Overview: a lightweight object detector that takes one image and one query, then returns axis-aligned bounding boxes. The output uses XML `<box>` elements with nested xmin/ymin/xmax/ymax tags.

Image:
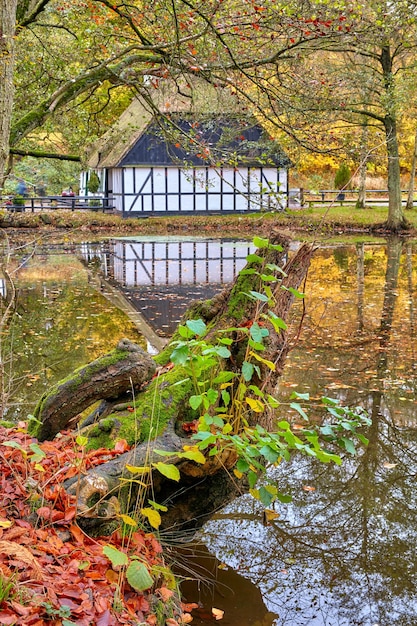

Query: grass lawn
<box><xmin>2</xmin><ymin>204</ymin><xmax>417</xmax><ymax>240</ymax></box>
<box><xmin>285</xmin><ymin>203</ymin><xmax>417</xmax><ymax>230</ymax></box>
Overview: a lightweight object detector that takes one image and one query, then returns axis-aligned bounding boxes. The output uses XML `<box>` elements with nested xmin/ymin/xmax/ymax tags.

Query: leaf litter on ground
<box><xmin>0</xmin><ymin>423</ymin><xmax>193</xmax><ymax>625</ymax></box>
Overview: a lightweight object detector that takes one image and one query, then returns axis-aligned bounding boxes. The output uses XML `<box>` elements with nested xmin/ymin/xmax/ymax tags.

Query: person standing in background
<box><xmin>36</xmin><ymin>181</ymin><xmax>46</xmax><ymax>207</ymax></box>
<box><xmin>16</xmin><ymin>178</ymin><xmax>28</xmax><ymax>197</ymax></box>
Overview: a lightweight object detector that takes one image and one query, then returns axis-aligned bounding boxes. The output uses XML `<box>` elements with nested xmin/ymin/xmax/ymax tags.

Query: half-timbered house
<box><xmin>82</xmin><ymin>81</ymin><xmax>291</xmax><ymax>216</ymax></box>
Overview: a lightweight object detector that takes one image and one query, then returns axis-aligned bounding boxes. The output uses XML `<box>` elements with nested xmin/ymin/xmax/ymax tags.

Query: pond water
<box><xmin>2</xmin><ymin>235</ymin><xmax>417</xmax><ymax>625</ymax></box>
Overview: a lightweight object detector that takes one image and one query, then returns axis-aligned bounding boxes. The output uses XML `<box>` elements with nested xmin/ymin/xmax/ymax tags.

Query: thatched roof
<box><xmin>86</xmin><ymin>79</ymin><xmax>244</xmax><ymax>169</ymax></box>
<box><xmin>86</xmin><ymin>78</ymin><xmax>291</xmax><ymax>169</ymax></box>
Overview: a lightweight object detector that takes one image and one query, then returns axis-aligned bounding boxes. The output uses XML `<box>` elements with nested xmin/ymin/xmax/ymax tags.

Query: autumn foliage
<box><xmin>0</xmin><ymin>423</ymin><xmax>192</xmax><ymax>625</ymax></box>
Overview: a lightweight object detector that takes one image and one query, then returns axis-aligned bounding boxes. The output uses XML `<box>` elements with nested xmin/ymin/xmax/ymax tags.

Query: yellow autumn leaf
<box><xmin>0</xmin><ymin>520</ymin><xmax>12</xmax><ymax>528</ymax></box>
<box><xmin>179</xmin><ymin>446</ymin><xmax>206</xmax><ymax>464</ymax></box>
<box><xmin>245</xmin><ymin>397</ymin><xmax>264</xmax><ymax>413</ymax></box>
<box><xmin>119</xmin><ymin>514</ymin><xmax>138</xmax><ymax>527</ymax></box>
<box><xmin>248</xmin><ymin>351</ymin><xmax>276</xmax><ymax>371</ymax></box>
<box><xmin>125</xmin><ymin>465</ymin><xmax>151</xmax><ymax>475</ymax></box>
<box><xmin>141</xmin><ymin>507</ymin><xmax>162</xmax><ymax>529</ymax></box>
<box><xmin>264</xmin><ymin>509</ymin><xmax>280</xmax><ymax>522</ymax></box>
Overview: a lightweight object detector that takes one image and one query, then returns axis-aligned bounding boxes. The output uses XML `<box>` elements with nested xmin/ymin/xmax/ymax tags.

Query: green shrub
<box><xmin>334</xmin><ymin>163</ymin><xmax>351</xmax><ymax>190</ymax></box>
<box><xmin>87</xmin><ymin>171</ymin><xmax>101</xmax><ymax>194</ymax></box>
<box><xmin>13</xmin><ymin>195</ymin><xmax>25</xmax><ymax>206</ymax></box>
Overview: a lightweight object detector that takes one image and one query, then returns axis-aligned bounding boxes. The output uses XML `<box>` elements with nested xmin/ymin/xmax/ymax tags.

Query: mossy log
<box><xmin>33</xmin><ymin>233</ymin><xmax>314</xmax><ymax>527</ymax></box>
<box><xmin>30</xmin><ymin>339</ymin><xmax>156</xmax><ymax>441</ymax></box>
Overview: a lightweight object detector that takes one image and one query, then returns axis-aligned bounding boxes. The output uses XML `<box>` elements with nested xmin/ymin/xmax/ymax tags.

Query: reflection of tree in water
<box><xmin>4</xmin><ymin>275</ymin><xmax>142</xmax><ymax>419</ymax></box>
<box><xmin>201</xmin><ymin>239</ymin><xmax>417</xmax><ymax>625</ymax></box>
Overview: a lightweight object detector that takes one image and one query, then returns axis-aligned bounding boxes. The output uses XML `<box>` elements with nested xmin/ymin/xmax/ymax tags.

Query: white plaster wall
<box><xmin>110</xmin><ymin>165</ymin><xmax>286</xmax><ymax>213</ymax></box>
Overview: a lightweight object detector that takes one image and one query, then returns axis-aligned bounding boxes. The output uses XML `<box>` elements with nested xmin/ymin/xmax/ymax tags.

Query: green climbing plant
<box><xmin>165</xmin><ymin>236</ymin><xmax>370</xmax><ymax>507</ymax></box>
<box><xmin>120</xmin><ymin>237</ymin><xmax>370</xmax><ymax>525</ymax></box>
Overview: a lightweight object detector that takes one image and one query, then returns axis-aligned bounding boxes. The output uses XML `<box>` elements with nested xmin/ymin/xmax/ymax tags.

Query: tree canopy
<box><xmin>2</xmin><ymin>0</ymin><xmax>417</xmax><ymax>228</ymax></box>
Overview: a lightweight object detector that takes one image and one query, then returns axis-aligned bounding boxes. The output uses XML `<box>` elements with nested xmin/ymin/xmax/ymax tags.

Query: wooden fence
<box><xmin>0</xmin><ymin>195</ymin><xmax>114</xmax><ymax>213</ymax></box>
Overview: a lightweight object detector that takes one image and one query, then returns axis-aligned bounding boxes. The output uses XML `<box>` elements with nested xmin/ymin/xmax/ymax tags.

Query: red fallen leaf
<box><xmin>9</xmin><ymin>601</ymin><xmax>32</xmax><ymax>616</ymax></box>
<box><xmin>57</xmin><ymin>597</ymin><xmax>82</xmax><ymax>611</ymax></box>
<box><xmin>181</xmin><ymin>602</ymin><xmax>199</xmax><ymax>612</ymax></box>
<box><xmin>157</xmin><ymin>586</ymin><xmax>174</xmax><ymax>602</ymax></box>
<box><xmin>0</xmin><ymin>611</ymin><xmax>19</xmax><ymax>624</ymax></box>
<box><xmin>69</xmin><ymin>523</ymin><xmax>87</xmax><ymax>545</ymax></box>
<box><xmin>15</xmin><ymin>519</ymin><xmax>31</xmax><ymax>529</ymax></box>
<box><xmin>36</xmin><ymin>506</ymin><xmax>53</xmax><ymax>519</ymax></box>
<box><xmin>114</xmin><ymin>439</ymin><xmax>130</xmax><ymax>453</ymax></box>
<box><xmin>96</xmin><ymin>609</ymin><xmax>117</xmax><ymax>625</ymax></box>
<box><xmin>125</xmin><ymin>594</ymin><xmax>149</xmax><ymax>613</ymax></box>
<box><xmin>182</xmin><ymin>420</ymin><xmax>199</xmax><ymax>433</ymax></box>
<box><xmin>191</xmin><ymin>607</ymin><xmax>215</xmax><ymax>620</ymax></box>
<box><xmin>64</xmin><ymin>506</ymin><xmax>77</xmax><ymax>521</ymax></box>
<box><xmin>95</xmin><ymin>596</ymin><xmax>111</xmax><ymax>612</ymax></box>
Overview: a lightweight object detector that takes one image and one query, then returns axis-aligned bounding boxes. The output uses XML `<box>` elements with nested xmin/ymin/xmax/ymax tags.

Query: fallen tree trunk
<box><xmin>31</xmin><ymin>233</ymin><xmax>314</xmax><ymax>529</ymax></box>
<box><xmin>31</xmin><ymin>339</ymin><xmax>156</xmax><ymax>441</ymax></box>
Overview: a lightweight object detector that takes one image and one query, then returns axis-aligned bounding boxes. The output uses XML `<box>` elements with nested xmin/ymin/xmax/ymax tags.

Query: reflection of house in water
<box><xmin>83</xmin><ymin>238</ymin><xmax>256</xmax><ymax>335</ymax></box>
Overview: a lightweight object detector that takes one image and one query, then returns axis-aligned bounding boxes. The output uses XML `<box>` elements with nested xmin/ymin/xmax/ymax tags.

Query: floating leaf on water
<box><xmin>212</xmin><ymin>607</ymin><xmax>224</xmax><ymax>620</ymax></box>
<box><xmin>264</xmin><ymin>509</ymin><xmax>280</xmax><ymax>522</ymax></box>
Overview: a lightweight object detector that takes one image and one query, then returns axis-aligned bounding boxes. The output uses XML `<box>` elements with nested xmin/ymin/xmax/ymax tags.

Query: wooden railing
<box><xmin>292</xmin><ymin>189</ymin><xmax>412</xmax><ymax>207</ymax></box>
<box><xmin>0</xmin><ymin>195</ymin><xmax>115</xmax><ymax>213</ymax></box>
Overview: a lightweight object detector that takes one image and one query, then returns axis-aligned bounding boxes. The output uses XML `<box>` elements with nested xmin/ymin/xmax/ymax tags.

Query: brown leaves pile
<box><xmin>0</xmin><ymin>423</ymin><xmax>192</xmax><ymax>626</ymax></box>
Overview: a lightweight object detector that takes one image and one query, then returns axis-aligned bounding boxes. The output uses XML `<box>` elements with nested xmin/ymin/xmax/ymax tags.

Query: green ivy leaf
<box><xmin>189</xmin><ymin>395</ymin><xmax>203</xmax><ymax>410</ymax></box>
<box><xmin>213</xmin><ymin>371</ymin><xmax>237</xmax><ymax>383</ymax></box>
<box><xmin>246</xmin><ymin>253</ymin><xmax>264</xmax><ymax>263</ymax></box>
<box><xmin>253</xmin><ymin>236</ymin><xmax>269</xmax><ymax>248</ymax></box>
<box><xmin>341</xmin><ymin>437</ymin><xmax>356</xmax><ymax>455</ymax></box>
<box><xmin>276</xmin><ymin>492</ymin><xmax>292</xmax><ymax>503</ymax></box>
<box><xmin>148</xmin><ymin>500</ymin><xmax>168</xmax><ymax>512</ymax></box>
<box><xmin>249</xmin><ymin>290</ymin><xmax>269</xmax><ymax>302</ymax></box>
<box><xmin>242</xmin><ymin>361</ymin><xmax>254</xmax><ymax>382</ymax></box>
<box><xmin>248</xmin><ymin>469</ymin><xmax>258</xmax><ymax>488</ymax></box>
<box><xmin>103</xmin><ymin>545</ymin><xmax>129</xmax><ymax>568</ymax></box>
<box><xmin>186</xmin><ymin>319</ymin><xmax>207</xmax><ymax>336</ymax></box>
<box><xmin>207</xmin><ymin>388</ymin><xmax>219</xmax><ymax>404</ymax></box>
<box><xmin>289</xmin><ymin>402</ymin><xmax>309</xmax><ymax>421</ymax></box>
<box><xmin>126</xmin><ymin>561</ymin><xmax>153</xmax><ymax>592</ymax></box>
<box><xmin>152</xmin><ymin>462</ymin><xmax>180</xmax><ymax>481</ymax></box>
<box><xmin>236</xmin><ymin>458</ymin><xmax>250</xmax><ymax>473</ymax></box>
<box><xmin>266</xmin><ymin>312</ymin><xmax>288</xmax><ymax>331</ymax></box>
<box><xmin>170</xmin><ymin>343</ymin><xmax>189</xmax><ymax>365</ymax></box>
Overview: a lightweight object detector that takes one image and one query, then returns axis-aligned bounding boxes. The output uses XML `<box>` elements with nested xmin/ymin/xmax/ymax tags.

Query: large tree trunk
<box><xmin>31</xmin><ymin>233</ymin><xmax>314</xmax><ymax>528</ymax></box>
<box><xmin>0</xmin><ymin>0</ymin><xmax>18</xmax><ymax>189</ymax></box>
<box><xmin>380</xmin><ymin>47</ymin><xmax>408</xmax><ymax>231</ymax></box>
<box><xmin>356</xmin><ymin>122</ymin><xmax>368</xmax><ymax>209</ymax></box>
<box><xmin>384</xmin><ymin>114</ymin><xmax>407</xmax><ymax>231</ymax></box>
<box><xmin>405</xmin><ymin>126</ymin><xmax>417</xmax><ymax>211</ymax></box>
